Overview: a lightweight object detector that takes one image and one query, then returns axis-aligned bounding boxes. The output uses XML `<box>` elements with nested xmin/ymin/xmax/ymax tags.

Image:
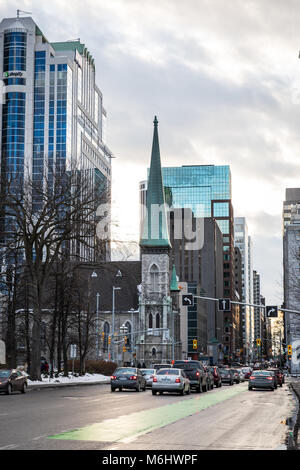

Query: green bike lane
<box><xmin>49</xmin><ymin>384</ymin><xmax>248</xmax><ymax>443</ymax></box>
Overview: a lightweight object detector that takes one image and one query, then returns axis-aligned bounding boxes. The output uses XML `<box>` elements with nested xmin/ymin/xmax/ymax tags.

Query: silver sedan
<box><xmin>152</xmin><ymin>368</ymin><xmax>190</xmax><ymax>396</ymax></box>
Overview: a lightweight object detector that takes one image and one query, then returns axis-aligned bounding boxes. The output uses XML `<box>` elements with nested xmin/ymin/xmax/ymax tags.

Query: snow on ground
<box><xmin>27</xmin><ymin>372</ymin><xmax>110</xmax><ymax>386</ymax></box>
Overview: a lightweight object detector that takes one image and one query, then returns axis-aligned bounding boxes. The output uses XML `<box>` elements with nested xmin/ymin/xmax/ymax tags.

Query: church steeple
<box><xmin>140</xmin><ymin>116</ymin><xmax>171</xmax><ymax>249</ymax></box>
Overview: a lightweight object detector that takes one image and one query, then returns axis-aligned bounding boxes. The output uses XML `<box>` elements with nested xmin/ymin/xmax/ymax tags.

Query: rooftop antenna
<box><xmin>17</xmin><ymin>9</ymin><xmax>32</xmax><ymax>18</ymax></box>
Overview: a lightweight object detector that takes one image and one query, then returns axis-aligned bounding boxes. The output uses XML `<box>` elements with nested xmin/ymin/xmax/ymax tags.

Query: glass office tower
<box><xmin>0</xmin><ymin>16</ymin><xmax>112</xmax><ymax>261</ymax></box>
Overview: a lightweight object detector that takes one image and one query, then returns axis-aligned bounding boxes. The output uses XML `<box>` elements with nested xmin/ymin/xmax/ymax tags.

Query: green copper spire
<box><xmin>170</xmin><ymin>264</ymin><xmax>180</xmax><ymax>291</ymax></box>
<box><xmin>140</xmin><ymin>116</ymin><xmax>171</xmax><ymax>248</ymax></box>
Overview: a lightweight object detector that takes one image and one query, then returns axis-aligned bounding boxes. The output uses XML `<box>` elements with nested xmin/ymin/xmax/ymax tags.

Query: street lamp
<box><xmin>112</xmin><ymin>270</ymin><xmax>122</xmax><ymax>362</ymax></box>
<box><xmin>91</xmin><ymin>271</ymin><xmax>100</xmax><ymax>359</ymax></box>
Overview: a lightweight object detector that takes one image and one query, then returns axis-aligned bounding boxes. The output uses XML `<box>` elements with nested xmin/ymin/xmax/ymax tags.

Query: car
<box><xmin>210</xmin><ymin>366</ymin><xmax>222</xmax><ymax>388</ymax></box>
<box><xmin>237</xmin><ymin>369</ymin><xmax>245</xmax><ymax>382</ymax></box>
<box><xmin>173</xmin><ymin>360</ymin><xmax>208</xmax><ymax>392</ymax></box>
<box><xmin>231</xmin><ymin>369</ymin><xmax>241</xmax><ymax>384</ymax></box>
<box><xmin>111</xmin><ymin>367</ymin><xmax>146</xmax><ymax>392</ymax></box>
<box><xmin>241</xmin><ymin>367</ymin><xmax>252</xmax><ymax>380</ymax></box>
<box><xmin>140</xmin><ymin>368</ymin><xmax>156</xmax><ymax>388</ymax></box>
<box><xmin>268</xmin><ymin>369</ymin><xmax>284</xmax><ymax>387</ymax></box>
<box><xmin>248</xmin><ymin>370</ymin><xmax>277</xmax><ymax>391</ymax></box>
<box><xmin>152</xmin><ymin>368</ymin><xmax>190</xmax><ymax>396</ymax></box>
<box><xmin>219</xmin><ymin>368</ymin><xmax>234</xmax><ymax>385</ymax></box>
<box><xmin>0</xmin><ymin>369</ymin><xmax>28</xmax><ymax>395</ymax></box>
<box><xmin>203</xmin><ymin>366</ymin><xmax>214</xmax><ymax>390</ymax></box>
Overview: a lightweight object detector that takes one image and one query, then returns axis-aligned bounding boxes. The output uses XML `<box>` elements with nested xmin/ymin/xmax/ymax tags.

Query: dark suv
<box><xmin>173</xmin><ymin>360</ymin><xmax>208</xmax><ymax>392</ymax></box>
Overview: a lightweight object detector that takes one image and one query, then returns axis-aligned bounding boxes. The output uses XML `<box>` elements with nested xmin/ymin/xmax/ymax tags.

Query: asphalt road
<box><xmin>0</xmin><ymin>380</ymin><xmax>296</xmax><ymax>450</ymax></box>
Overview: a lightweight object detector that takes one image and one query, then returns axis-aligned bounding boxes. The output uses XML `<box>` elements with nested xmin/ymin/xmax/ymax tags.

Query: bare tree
<box><xmin>0</xmin><ymin>167</ymin><xmax>108</xmax><ymax>380</ymax></box>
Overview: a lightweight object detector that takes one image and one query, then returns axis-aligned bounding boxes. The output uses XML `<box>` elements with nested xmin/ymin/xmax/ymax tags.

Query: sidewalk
<box><xmin>27</xmin><ymin>373</ymin><xmax>110</xmax><ymax>390</ymax></box>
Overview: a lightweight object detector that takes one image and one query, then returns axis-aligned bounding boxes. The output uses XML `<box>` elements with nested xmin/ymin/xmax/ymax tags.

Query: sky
<box><xmin>1</xmin><ymin>0</ymin><xmax>300</xmax><ymax>305</ymax></box>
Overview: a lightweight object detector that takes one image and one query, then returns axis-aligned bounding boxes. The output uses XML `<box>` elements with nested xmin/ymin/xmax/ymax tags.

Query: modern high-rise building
<box><xmin>234</xmin><ymin>217</ymin><xmax>254</xmax><ymax>360</ymax></box>
<box><xmin>283</xmin><ymin>188</ymin><xmax>300</xmax><ymax>373</ymax></box>
<box><xmin>0</xmin><ymin>16</ymin><xmax>112</xmax><ymax>261</ymax></box>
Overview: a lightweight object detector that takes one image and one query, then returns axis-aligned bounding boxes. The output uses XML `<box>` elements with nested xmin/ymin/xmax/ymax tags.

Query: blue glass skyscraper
<box><xmin>0</xmin><ymin>16</ymin><xmax>113</xmax><ymax>261</ymax></box>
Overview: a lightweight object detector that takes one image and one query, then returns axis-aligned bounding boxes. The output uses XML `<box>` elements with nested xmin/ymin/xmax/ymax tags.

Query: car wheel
<box><xmin>180</xmin><ymin>388</ymin><xmax>184</xmax><ymax>396</ymax></box>
<box><xmin>152</xmin><ymin>390</ymin><xmax>157</xmax><ymax>395</ymax></box>
<box><xmin>21</xmin><ymin>383</ymin><xmax>27</xmax><ymax>394</ymax></box>
<box><xmin>119</xmin><ymin>387</ymin><xmax>122</xmax><ymax>392</ymax></box>
<box><xmin>6</xmin><ymin>384</ymin><xmax>12</xmax><ymax>395</ymax></box>
<box><xmin>280</xmin><ymin>383</ymin><xmax>282</xmax><ymax>387</ymax></box>
<box><xmin>248</xmin><ymin>386</ymin><xmax>252</xmax><ymax>391</ymax></box>
<box><xmin>111</xmin><ymin>387</ymin><xmax>116</xmax><ymax>392</ymax></box>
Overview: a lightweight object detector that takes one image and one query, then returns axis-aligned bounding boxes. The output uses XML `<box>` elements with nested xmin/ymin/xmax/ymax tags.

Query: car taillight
<box><xmin>196</xmin><ymin>371</ymin><xmax>200</xmax><ymax>376</ymax></box>
<box><xmin>153</xmin><ymin>377</ymin><xmax>157</xmax><ymax>382</ymax></box>
<box><xmin>249</xmin><ymin>376</ymin><xmax>255</xmax><ymax>380</ymax></box>
<box><xmin>129</xmin><ymin>375</ymin><xmax>137</xmax><ymax>380</ymax></box>
<box><xmin>111</xmin><ymin>375</ymin><xmax>116</xmax><ymax>380</ymax></box>
<box><xmin>267</xmin><ymin>377</ymin><xmax>273</xmax><ymax>381</ymax></box>
<box><xmin>175</xmin><ymin>378</ymin><xmax>181</xmax><ymax>383</ymax></box>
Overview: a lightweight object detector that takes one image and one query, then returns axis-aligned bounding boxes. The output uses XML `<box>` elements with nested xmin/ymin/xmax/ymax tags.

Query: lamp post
<box><xmin>91</xmin><ymin>271</ymin><xmax>100</xmax><ymax>359</ymax></box>
<box><xmin>112</xmin><ymin>270</ymin><xmax>122</xmax><ymax>363</ymax></box>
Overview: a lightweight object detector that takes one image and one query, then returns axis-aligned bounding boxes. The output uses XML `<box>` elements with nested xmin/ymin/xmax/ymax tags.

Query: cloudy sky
<box><xmin>2</xmin><ymin>0</ymin><xmax>300</xmax><ymax>304</ymax></box>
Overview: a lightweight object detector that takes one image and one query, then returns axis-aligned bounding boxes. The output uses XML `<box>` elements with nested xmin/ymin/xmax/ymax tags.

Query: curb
<box><xmin>28</xmin><ymin>380</ymin><xmax>110</xmax><ymax>390</ymax></box>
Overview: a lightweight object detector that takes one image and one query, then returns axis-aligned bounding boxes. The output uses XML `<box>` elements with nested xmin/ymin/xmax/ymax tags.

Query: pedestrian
<box><xmin>137</xmin><ymin>362</ymin><xmax>141</xmax><ymax>368</ymax></box>
<box><xmin>142</xmin><ymin>362</ymin><xmax>146</xmax><ymax>368</ymax></box>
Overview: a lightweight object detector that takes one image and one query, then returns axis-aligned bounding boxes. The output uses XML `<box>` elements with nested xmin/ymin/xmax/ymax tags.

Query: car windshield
<box><xmin>114</xmin><ymin>368</ymin><xmax>136</xmax><ymax>374</ymax></box>
<box><xmin>157</xmin><ymin>369</ymin><xmax>179</xmax><ymax>375</ymax></box>
<box><xmin>252</xmin><ymin>371</ymin><xmax>273</xmax><ymax>376</ymax></box>
<box><xmin>0</xmin><ymin>370</ymin><xmax>11</xmax><ymax>378</ymax></box>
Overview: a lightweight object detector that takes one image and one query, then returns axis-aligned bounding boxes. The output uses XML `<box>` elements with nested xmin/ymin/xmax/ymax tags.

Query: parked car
<box><xmin>268</xmin><ymin>369</ymin><xmax>283</xmax><ymax>387</ymax></box>
<box><xmin>173</xmin><ymin>360</ymin><xmax>208</xmax><ymax>392</ymax></box>
<box><xmin>231</xmin><ymin>369</ymin><xmax>241</xmax><ymax>384</ymax></box>
<box><xmin>111</xmin><ymin>367</ymin><xmax>146</xmax><ymax>392</ymax></box>
<box><xmin>140</xmin><ymin>368</ymin><xmax>156</xmax><ymax>388</ymax></box>
<box><xmin>152</xmin><ymin>368</ymin><xmax>190</xmax><ymax>396</ymax></box>
<box><xmin>241</xmin><ymin>367</ymin><xmax>252</xmax><ymax>380</ymax></box>
<box><xmin>0</xmin><ymin>369</ymin><xmax>28</xmax><ymax>395</ymax></box>
<box><xmin>210</xmin><ymin>366</ymin><xmax>222</xmax><ymax>388</ymax></box>
<box><xmin>220</xmin><ymin>368</ymin><xmax>234</xmax><ymax>385</ymax></box>
<box><xmin>248</xmin><ymin>370</ymin><xmax>277</xmax><ymax>391</ymax></box>
<box><xmin>203</xmin><ymin>366</ymin><xmax>214</xmax><ymax>390</ymax></box>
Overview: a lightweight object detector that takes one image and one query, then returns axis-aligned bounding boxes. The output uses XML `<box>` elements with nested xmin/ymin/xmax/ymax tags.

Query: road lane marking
<box><xmin>0</xmin><ymin>444</ymin><xmax>18</xmax><ymax>450</ymax></box>
<box><xmin>48</xmin><ymin>385</ymin><xmax>248</xmax><ymax>443</ymax></box>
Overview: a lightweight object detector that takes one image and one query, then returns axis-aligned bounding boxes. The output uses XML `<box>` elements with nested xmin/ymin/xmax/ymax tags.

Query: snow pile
<box><xmin>27</xmin><ymin>372</ymin><xmax>110</xmax><ymax>386</ymax></box>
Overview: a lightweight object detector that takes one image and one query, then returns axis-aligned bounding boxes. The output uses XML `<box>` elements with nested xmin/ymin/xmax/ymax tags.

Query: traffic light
<box><xmin>108</xmin><ymin>336</ymin><xmax>111</xmax><ymax>345</ymax></box>
<box><xmin>287</xmin><ymin>345</ymin><xmax>292</xmax><ymax>355</ymax></box>
<box><xmin>123</xmin><ymin>346</ymin><xmax>126</xmax><ymax>352</ymax></box>
<box><xmin>256</xmin><ymin>339</ymin><xmax>261</xmax><ymax>347</ymax></box>
<box><xmin>124</xmin><ymin>336</ymin><xmax>127</xmax><ymax>345</ymax></box>
<box><xmin>193</xmin><ymin>339</ymin><xmax>197</xmax><ymax>350</ymax></box>
<box><xmin>101</xmin><ymin>332</ymin><xmax>105</xmax><ymax>340</ymax></box>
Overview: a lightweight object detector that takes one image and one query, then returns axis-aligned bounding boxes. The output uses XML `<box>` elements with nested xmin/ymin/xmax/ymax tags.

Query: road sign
<box><xmin>193</xmin><ymin>339</ymin><xmax>197</xmax><ymax>350</ymax></box>
<box><xmin>218</xmin><ymin>298</ymin><xmax>231</xmax><ymax>311</ymax></box>
<box><xmin>182</xmin><ymin>294</ymin><xmax>194</xmax><ymax>307</ymax></box>
<box><xmin>266</xmin><ymin>306</ymin><xmax>278</xmax><ymax>318</ymax></box>
<box><xmin>70</xmin><ymin>344</ymin><xmax>77</xmax><ymax>359</ymax></box>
